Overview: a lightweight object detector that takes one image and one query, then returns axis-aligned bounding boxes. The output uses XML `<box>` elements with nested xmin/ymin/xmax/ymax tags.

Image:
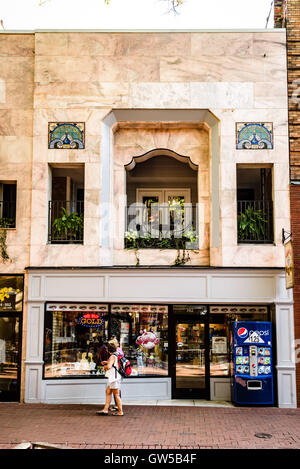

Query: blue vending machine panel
<box><xmin>233</xmin><ymin>321</ymin><xmax>274</xmax><ymax>405</ymax></box>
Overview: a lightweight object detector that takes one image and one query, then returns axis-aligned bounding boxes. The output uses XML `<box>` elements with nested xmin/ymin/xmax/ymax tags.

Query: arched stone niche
<box><xmin>100</xmin><ymin>109</ymin><xmax>220</xmax><ymax>266</ymax></box>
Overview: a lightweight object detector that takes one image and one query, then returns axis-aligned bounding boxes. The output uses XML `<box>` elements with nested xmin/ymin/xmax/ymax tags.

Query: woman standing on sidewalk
<box><xmin>97</xmin><ymin>342</ymin><xmax>124</xmax><ymax>416</ymax></box>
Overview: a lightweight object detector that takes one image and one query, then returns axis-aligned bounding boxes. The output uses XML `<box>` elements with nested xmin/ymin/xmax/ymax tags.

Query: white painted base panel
<box><xmin>42</xmin><ymin>378</ymin><xmax>172</xmax><ymax>404</ymax></box>
<box><xmin>210</xmin><ymin>378</ymin><xmax>231</xmax><ymax>401</ymax></box>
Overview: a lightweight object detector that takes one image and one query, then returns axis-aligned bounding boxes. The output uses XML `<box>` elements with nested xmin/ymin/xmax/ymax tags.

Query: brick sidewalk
<box><xmin>0</xmin><ymin>403</ymin><xmax>300</xmax><ymax>449</ymax></box>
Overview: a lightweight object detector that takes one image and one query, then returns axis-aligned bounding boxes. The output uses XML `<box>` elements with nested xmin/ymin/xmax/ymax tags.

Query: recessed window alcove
<box><xmin>100</xmin><ymin>110</ymin><xmax>220</xmax><ymax>266</ymax></box>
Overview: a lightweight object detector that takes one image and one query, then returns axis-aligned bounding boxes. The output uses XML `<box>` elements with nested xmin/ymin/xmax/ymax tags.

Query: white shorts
<box><xmin>107</xmin><ymin>380</ymin><xmax>121</xmax><ymax>390</ymax></box>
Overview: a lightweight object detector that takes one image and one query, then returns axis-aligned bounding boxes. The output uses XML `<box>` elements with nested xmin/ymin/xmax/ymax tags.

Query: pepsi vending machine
<box><xmin>232</xmin><ymin>321</ymin><xmax>274</xmax><ymax>405</ymax></box>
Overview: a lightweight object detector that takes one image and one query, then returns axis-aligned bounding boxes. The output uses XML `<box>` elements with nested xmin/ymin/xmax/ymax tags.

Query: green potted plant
<box><xmin>238</xmin><ymin>206</ymin><xmax>267</xmax><ymax>242</ymax></box>
<box><xmin>52</xmin><ymin>207</ymin><xmax>84</xmax><ymax>242</ymax></box>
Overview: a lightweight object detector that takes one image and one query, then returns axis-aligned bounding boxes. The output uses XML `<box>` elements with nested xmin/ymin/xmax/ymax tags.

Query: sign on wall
<box><xmin>284</xmin><ymin>240</ymin><xmax>294</xmax><ymax>289</ymax></box>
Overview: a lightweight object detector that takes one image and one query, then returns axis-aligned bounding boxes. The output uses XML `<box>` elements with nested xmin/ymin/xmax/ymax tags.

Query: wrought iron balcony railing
<box><xmin>124</xmin><ymin>203</ymin><xmax>199</xmax><ymax>249</ymax></box>
<box><xmin>0</xmin><ymin>201</ymin><xmax>16</xmax><ymax>228</ymax></box>
<box><xmin>48</xmin><ymin>200</ymin><xmax>84</xmax><ymax>244</ymax></box>
<box><xmin>237</xmin><ymin>200</ymin><xmax>274</xmax><ymax>244</ymax></box>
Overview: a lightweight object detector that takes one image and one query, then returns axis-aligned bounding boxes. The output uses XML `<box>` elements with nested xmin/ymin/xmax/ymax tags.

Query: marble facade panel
<box><xmin>190</xmin><ymin>82</ymin><xmax>254</xmax><ymax>109</ymax></box>
<box><xmin>30</xmin><ymin>189</ymin><xmax>48</xmax><ymax>219</ymax></box>
<box><xmin>221</xmin><ymin>217</ymin><xmax>238</xmax><ymax>248</ymax></box>
<box><xmin>114</xmin><ymin>145</ymin><xmax>146</xmax><ymax>166</ymax></box>
<box><xmin>191</xmin><ymin>32</ymin><xmax>254</xmax><ymax>58</ymax></box>
<box><xmin>84</xmin><ymin>189</ymin><xmax>101</xmax><ymax>215</ymax></box>
<box><xmin>0</xmin><ymin>34</ymin><xmax>34</xmax><ymax>56</ymax></box>
<box><xmin>222</xmin><ymin>245</ymin><xmax>285</xmax><ymax>267</ymax></box>
<box><xmin>0</xmin><ymin>79</ymin><xmax>4</xmax><ymax>104</ymax></box>
<box><xmin>253</xmin><ymin>32</ymin><xmax>287</xmax><ymax>57</ymax></box>
<box><xmin>35</xmin><ymin>55</ymin><xmax>160</xmax><ymax>84</ymax></box>
<box><xmin>274</xmin><ymin>190</ymin><xmax>290</xmax><ymax>219</ymax></box>
<box><xmin>35</xmin><ymin>33</ymin><xmax>69</xmax><ymax>56</ymax></box>
<box><xmin>34</xmin><ymin>82</ymin><xmax>130</xmax><ymax>109</ymax></box>
<box><xmin>130</xmin><ymin>82</ymin><xmax>190</xmax><ymax>108</ymax></box>
<box><xmin>160</xmin><ymin>56</ymin><xmax>223</xmax><ymax>82</ymax></box>
<box><xmin>121</xmin><ymin>32</ymin><xmax>191</xmax><ymax>57</ymax></box>
<box><xmin>30</xmin><ymin>217</ymin><xmax>48</xmax><ymax>245</ymax></box>
<box><xmin>35</xmin><ymin>56</ymin><xmax>98</xmax><ymax>84</ymax></box>
<box><xmin>0</xmin><ymin>136</ymin><xmax>32</xmax><ymax>163</ymax></box>
<box><xmin>83</xmin><ymin>217</ymin><xmax>100</xmax><ymax>246</ymax></box>
<box><xmin>220</xmin><ymin>163</ymin><xmax>237</xmax><ymax>191</ymax></box>
<box><xmin>31</xmin><ymin>163</ymin><xmax>48</xmax><ymax>191</ymax></box>
<box><xmin>85</xmin><ymin>163</ymin><xmax>101</xmax><ymax>190</ymax></box>
<box><xmin>0</xmin><ymin>57</ymin><xmax>34</xmax><ymax>82</ymax></box>
<box><xmin>0</xmin><ymin>163</ymin><xmax>31</xmax><ymax>184</ymax></box>
<box><xmin>220</xmin><ymin>190</ymin><xmax>236</xmax><ymax>219</ymax></box>
<box><xmin>30</xmin><ymin>244</ymin><xmax>99</xmax><ymax>267</ymax></box>
<box><xmin>0</xmin><ymin>81</ymin><xmax>33</xmax><ymax>110</ymax></box>
<box><xmin>0</xmin><ymin>110</ymin><xmax>33</xmax><ymax>137</ymax></box>
<box><xmin>68</xmin><ymin>32</ymin><xmax>124</xmax><ymax>56</ymax></box>
<box><xmin>16</xmin><ymin>189</ymin><xmax>32</xmax><ymax>219</ymax></box>
<box><xmin>274</xmin><ymin>163</ymin><xmax>290</xmax><ymax>190</ymax></box>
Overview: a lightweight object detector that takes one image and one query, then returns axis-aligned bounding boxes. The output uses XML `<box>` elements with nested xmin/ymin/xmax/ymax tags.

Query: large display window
<box><xmin>44</xmin><ymin>303</ymin><xmax>168</xmax><ymax>379</ymax></box>
<box><xmin>0</xmin><ymin>275</ymin><xmax>23</xmax><ymax>402</ymax></box>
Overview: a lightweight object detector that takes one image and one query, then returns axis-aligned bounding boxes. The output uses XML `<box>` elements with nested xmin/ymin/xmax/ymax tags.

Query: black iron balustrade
<box><xmin>48</xmin><ymin>200</ymin><xmax>84</xmax><ymax>244</ymax></box>
<box><xmin>0</xmin><ymin>201</ymin><xmax>16</xmax><ymax>228</ymax></box>
<box><xmin>124</xmin><ymin>203</ymin><xmax>199</xmax><ymax>249</ymax></box>
<box><xmin>237</xmin><ymin>200</ymin><xmax>274</xmax><ymax>244</ymax></box>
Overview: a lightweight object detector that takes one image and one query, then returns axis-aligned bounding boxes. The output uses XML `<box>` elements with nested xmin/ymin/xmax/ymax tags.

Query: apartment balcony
<box><xmin>48</xmin><ymin>200</ymin><xmax>84</xmax><ymax>244</ymax></box>
<box><xmin>237</xmin><ymin>200</ymin><xmax>274</xmax><ymax>244</ymax></box>
<box><xmin>0</xmin><ymin>201</ymin><xmax>16</xmax><ymax>228</ymax></box>
<box><xmin>124</xmin><ymin>203</ymin><xmax>199</xmax><ymax>250</ymax></box>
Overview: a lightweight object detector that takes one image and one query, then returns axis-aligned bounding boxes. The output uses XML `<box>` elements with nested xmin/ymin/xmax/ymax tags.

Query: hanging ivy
<box><xmin>0</xmin><ymin>219</ymin><xmax>10</xmax><ymax>262</ymax></box>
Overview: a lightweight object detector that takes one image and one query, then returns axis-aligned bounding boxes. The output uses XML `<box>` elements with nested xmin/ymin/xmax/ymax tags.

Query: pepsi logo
<box><xmin>237</xmin><ymin>327</ymin><xmax>248</xmax><ymax>339</ymax></box>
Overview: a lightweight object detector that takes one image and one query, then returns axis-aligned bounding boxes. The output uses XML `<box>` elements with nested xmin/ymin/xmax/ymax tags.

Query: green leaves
<box><xmin>0</xmin><ymin>218</ymin><xmax>11</xmax><ymax>262</ymax></box>
<box><xmin>238</xmin><ymin>206</ymin><xmax>267</xmax><ymax>241</ymax></box>
<box><xmin>52</xmin><ymin>207</ymin><xmax>83</xmax><ymax>240</ymax></box>
<box><xmin>124</xmin><ymin>228</ymin><xmax>198</xmax><ymax>250</ymax></box>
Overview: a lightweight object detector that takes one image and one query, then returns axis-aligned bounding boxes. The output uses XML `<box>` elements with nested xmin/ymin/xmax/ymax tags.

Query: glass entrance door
<box><xmin>0</xmin><ymin>315</ymin><xmax>21</xmax><ymax>402</ymax></box>
<box><xmin>172</xmin><ymin>315</ymin><xmax>209</xmax><ymax>399</ymax></box>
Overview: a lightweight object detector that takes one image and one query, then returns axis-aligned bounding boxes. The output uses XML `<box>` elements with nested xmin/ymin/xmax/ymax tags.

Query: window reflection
<box><xmin>44</xmin><ymin>304</ymin><xmax>109</xmax><ymax>378</ymax></box>
<box><xmin>111</xmin><ymin>304</ymin><xmax>168</xmax><ymax>376</ymax></box>
<box><xmin>44</xmin><ymin>303</ymin><xmax>168</xmax><ymax>378</ymax></box>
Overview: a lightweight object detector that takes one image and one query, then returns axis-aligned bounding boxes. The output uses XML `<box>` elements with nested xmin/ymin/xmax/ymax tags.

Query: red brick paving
<box><xmin>0</xmin><ymin>403</ymin><xmax>300</xmax><ymax>449</ymax></box>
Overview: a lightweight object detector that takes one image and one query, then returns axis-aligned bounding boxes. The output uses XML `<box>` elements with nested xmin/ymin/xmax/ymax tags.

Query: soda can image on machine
<box><xmin>232</xmin><ymin>321</ymin><xmax>274</xmax><ymax>405</ymax></box>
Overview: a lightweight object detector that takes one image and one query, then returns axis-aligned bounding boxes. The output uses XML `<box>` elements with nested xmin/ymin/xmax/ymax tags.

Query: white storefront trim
<box><xmin>25</xmin><ymin>267</ymin><xmax>296</xmax><ymax>408</ymax></box>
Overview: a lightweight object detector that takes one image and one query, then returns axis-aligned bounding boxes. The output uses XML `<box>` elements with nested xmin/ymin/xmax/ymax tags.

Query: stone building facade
<box><xmin>275</xmin><ymin>0</ymin><xmax>300</xmax><ymax>407</ymax></box>
<box><xmin>0</xmin><ymin>28</ymin><xmax>295</xmax><ymax>407</ymax></box>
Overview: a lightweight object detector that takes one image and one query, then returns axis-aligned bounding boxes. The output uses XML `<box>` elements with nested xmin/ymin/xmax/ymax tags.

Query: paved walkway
<box><xmin>0</xmin><ymin>402</ymin><xmax>300</xmax><ymax>449</ymax></box>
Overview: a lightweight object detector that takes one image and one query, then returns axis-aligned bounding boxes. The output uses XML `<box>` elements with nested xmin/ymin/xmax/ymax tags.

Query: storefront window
<box><xmin>0</xmin><ymin>275</ymin><xmax>23</xmax><ymax>401</ymax></box>
<box><xmin>44</xmin><ymin>303</ymin><xmax>168</xmax><ymax>378</ymax></box>
<box><xmin>209</xmin><ymin>318</ymin><xmax>230</xmax><ymax>376</ymax></box>
<box><xmin>111</xmin><ymin>304</ymin><xmax>168</xmax><ymax>376</ymax></box>
<box><xmin>44</xmin><ymin>303</ymin><xmax>109</xmax><ymax>378</ymax></box>
<box><xmin>0</xmin><ymin>276</ymin><xmax>23</xmax><ymax>312</ymax></box>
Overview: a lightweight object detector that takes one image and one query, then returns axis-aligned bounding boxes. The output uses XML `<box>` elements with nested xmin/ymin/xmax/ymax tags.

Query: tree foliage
<box><xmin>105</xmin><ymin>0</ymin><xmax>184</xmax><ymax>13</ymax></box>
<box><xmin>38</xmin><ymin>0</ymin><xmax>184</xmax><ymax>13</ymax></box>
